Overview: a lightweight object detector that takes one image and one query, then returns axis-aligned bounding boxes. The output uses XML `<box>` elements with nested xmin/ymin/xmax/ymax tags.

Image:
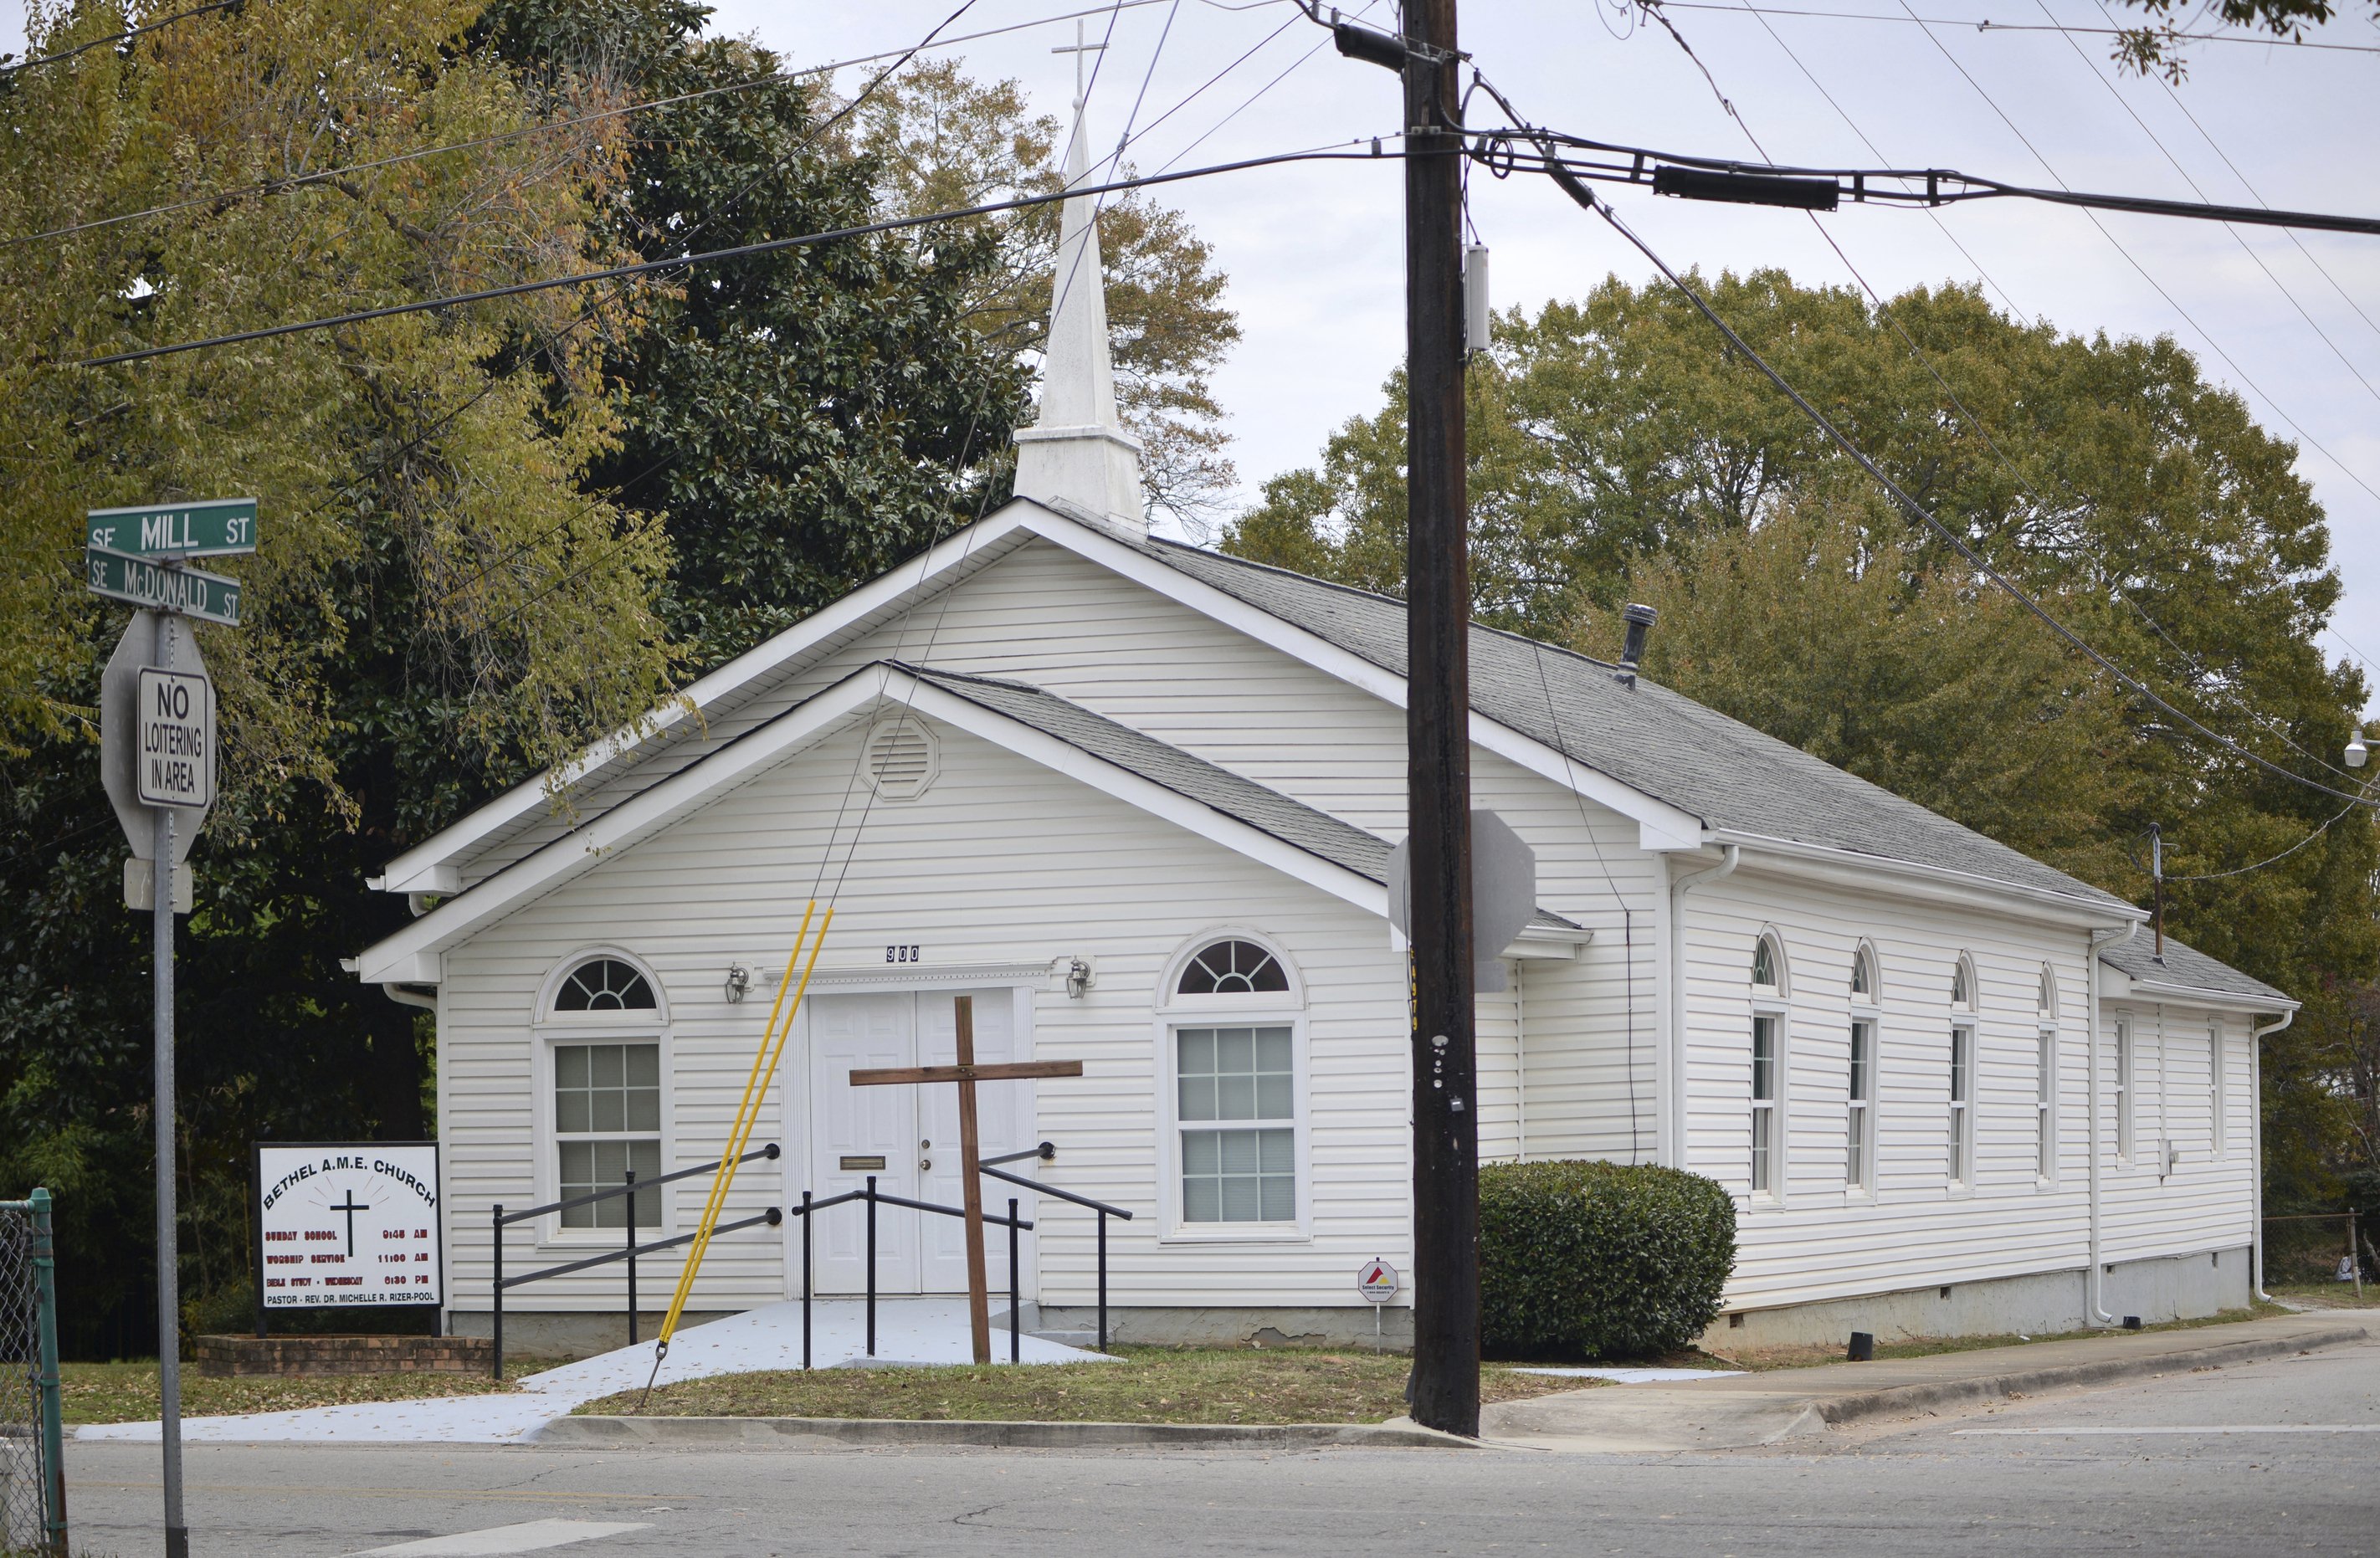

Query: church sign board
<box><xmin>254</xmin><ymin>1144</ymin><xmax>444</xmax><ymax>1309</ymax></box>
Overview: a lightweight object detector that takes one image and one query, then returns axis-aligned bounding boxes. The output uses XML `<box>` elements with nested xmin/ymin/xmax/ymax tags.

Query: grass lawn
<box><xmin>576</xmin><ymin>1347</ymin><xmax>1593</xmax><ymax>1425</ymax></box>
<box><xmin>61</xmin><ymin>1360</ymin><xmax>527</xmax><ymax>1426</ymax></box>
<box><xmin>1699</xmin><ymin>1301</ymin><xmax>2290</xmax><ymax>1372</ymax></box>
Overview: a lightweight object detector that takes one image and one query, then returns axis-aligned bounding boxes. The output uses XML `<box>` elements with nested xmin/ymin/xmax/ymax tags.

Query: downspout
<box><xmin>2087</xmin><ymin>920</ymin><xmax>2138</xmax><ymax>1325</ymax></box>
<box><xmin>1515</xmin><ymin>958</ymin><xmax>1528</xmax><ymax>1161</ymax></box>
<box><xmin>382</xmin><ymin>983</ymin><xmax>437</xmax><ymax>1011</ymax></box>
<box><xmin>1665</xmin><ymin>845</ymin><xmax>1740</xmax><ymax>1171</ymax></box>
<box><xmin>2250</xmin><ymin>1007</ymin><xmax>2295</xmax><ymax>1303</ymax></box>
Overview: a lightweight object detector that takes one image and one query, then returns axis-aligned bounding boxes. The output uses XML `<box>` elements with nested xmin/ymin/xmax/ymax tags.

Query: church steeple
<box><xmin>1012</xmin><ymin>102</ymin><xmax>1146</xmax><ymax>538</ymax></box>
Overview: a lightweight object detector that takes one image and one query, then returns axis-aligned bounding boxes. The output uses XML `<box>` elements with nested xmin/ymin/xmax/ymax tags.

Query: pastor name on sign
<box><xmin>255</xmin><ymin>1144</ymin><xmax>444</xmax><ymax>1309</ymax></box>
<box><xmin>136</xmin><ymin>668</ymin><xmax>213</xmax><ymax>808</ymax></box>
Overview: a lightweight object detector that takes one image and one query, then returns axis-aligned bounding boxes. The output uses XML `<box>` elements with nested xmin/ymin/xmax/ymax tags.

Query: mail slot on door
<box><xmin>840</xmin><ymin>1155</ymin><xmax>888</xmax><ymax>1171</ymax></box>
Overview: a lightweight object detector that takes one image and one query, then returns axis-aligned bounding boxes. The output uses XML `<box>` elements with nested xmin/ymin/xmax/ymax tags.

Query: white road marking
<box><xmin>1954</xmin><ymin>1425</ymin><xmax>2380</xmax><ymax>1436</ymax></box>
<box><xmin>353</xmin><ymin>1519</ymin><xmax>652</xmax><ymax>1555</ymax></box>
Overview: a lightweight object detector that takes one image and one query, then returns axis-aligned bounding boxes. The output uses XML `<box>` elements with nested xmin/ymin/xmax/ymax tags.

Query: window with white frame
<box><xmin>1749</xmin><ymin>933</ymin><xmax>1787</xmax><ymax>1199</ymax></box>
<box><xmin>2115</xmin><ymin>1016</ymin><xmax>2135</xmax><ymax>1164</ymax></box>
<box><xmin>2036</xmin><ymin>1028</ymin><xmax>2056</xmax><ymax>1181</ymax></box>
<box><xmin>1951</xmin><ymin>953</ymin><xmax>1976</xmax><ymax>1012</ymax></box>
<box><xmin>545</xmin><ymin>955</ymin><xmax>664</xmax><ymax>1233</ymax></box>
<box><xmin>1167</xmin><ymin>937</ymin><xmax>1302</xmax><ymax>1229</ymax></box>
<box><xmin>1949</xmin><ymin>1022</ymin><xmax>1974</xmax><ymax>1186</ymax></box>
<box><xmin>1848</xmin><ymin>1017</ymin><xmax>1875</xmax><ymax>1192</ymax></box>
<box><xmin>1176</xmin><ymin>1026</ymin><xmax>1295</xmax><ymax>1221</ymax></box>
<box><xmin>1848</xmin><ymin>940</ymin><xmax>1879</xmax><ymax>1193</ymax></box>
<box><xmin>1752</xmin><ymin>1014</ymin><xmax>1780</xmax><ymax>1197</ymax></box>
<box><xmin>2209</xmin><ymin>1016</ymin><xmax>2226</xmax><ymax>1158</ymax></box>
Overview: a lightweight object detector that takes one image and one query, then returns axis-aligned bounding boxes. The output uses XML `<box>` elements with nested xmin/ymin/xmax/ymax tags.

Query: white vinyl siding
<box><xmin>439</xmin><ymin>719</ymin><xmax>1405</xmax><ymax>1315</ymax></box>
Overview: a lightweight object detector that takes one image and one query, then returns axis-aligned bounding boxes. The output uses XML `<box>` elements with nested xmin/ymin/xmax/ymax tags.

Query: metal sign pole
<box><xmin>151</xmin><ymin>612</ymin><xmax>187</xmax><ymax>1558</ymax></box>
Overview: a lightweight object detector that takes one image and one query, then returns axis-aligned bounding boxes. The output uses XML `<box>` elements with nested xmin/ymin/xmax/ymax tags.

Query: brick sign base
<box><xmin>194</xmin><ymin>1334</ymin><xmax>494</xmax><ymax>1377</ymax></box>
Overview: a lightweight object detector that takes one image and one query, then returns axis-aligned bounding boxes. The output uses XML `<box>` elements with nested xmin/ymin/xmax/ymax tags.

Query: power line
<box><xmin>2096</xmin><ymin>0</ymin><xmax>2380</xmax><ymax>353</ymax></box>
<box><xmin>1621</xmin><ymin>2</ymin><xmax>2372</xmax><ymax>787</ymax></box>
<box><xmin>1505</xmin><ymin>124</ymin><xmax>2380</xmax><ymax>809</ymax></box>
<box><xmin>0</xmin><ymin>0</ymin><xmax>238</xmax><ymax>78</ymax></box>
<box><xmin>1878</xmin><ymin>0</ymin><xmax>2380</xmax><ymax>507</ymax></box>
<box><xmin>2030</xmin><ymin>0</ymin><xmax>2380</xmax><ymax>415</ymax></box>
<box><xmin>8</xmin><ymin>0</ymin><xmax>1280</xmax><ymax>251</ymax></box>
<box><xmin>1644</xmin><ymin>0</ymin><xmax>2380</xmax><ymax>53</ymax></box>
<box><xmin>71</xmin><ymin>146</ymin><xmax>1387</xmax><ymax>369</ymax></box>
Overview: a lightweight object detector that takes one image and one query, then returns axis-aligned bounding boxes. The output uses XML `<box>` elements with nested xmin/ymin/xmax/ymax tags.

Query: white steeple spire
<box><xmin>1012</xmin><ymin>95</ymin><xmax>1146</xmax><ymax>537</ymax></box>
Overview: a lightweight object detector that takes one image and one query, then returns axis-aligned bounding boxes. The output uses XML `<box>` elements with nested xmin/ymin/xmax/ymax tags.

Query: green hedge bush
<box><xmin>1480</xmin><ymin>1160</ymin><xmax>1736</xmax><ymax>1359</ymax></box>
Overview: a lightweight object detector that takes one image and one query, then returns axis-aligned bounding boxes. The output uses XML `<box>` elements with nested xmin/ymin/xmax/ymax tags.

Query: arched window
<box><xmin>2037</xmin><ymin>965</ymin><xmax>2056</xmax><ymax>1016</ymax></box>
<box><xmin>1949</xmin><ymin>953</ymin><xmax>1976</xmax><ymax>1011</ymax></box>
<box><xmin>1177</xmin><ymin>939</ymin><xmax>1289</xmax><ymax>997</ymax></box>
<box><xmin>542</xmin><ymin>953</ymin><xmax>664</xmax><ymax>1233</ymax></box>
<box><xmin>553</xmin><ymin>957</ymin><xmax>656</xmax><ymax>1012</ymax></box>
<box><xmin>1164</xmin><ymin>935</ymin><xmax>1302</xmax><ymax>1229</ymax></box>
<box><xmin>1751</xmin><ymin>933</ymin><xmax>1785</xmax><ymax>992</ymax></box>
<box><xmin>1851</xmin><ymin>943</ymin><xmax>1879</xmax><ymax>1003</ymax></box>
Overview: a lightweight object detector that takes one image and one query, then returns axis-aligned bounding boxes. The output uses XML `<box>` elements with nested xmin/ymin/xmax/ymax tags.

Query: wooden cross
<box><xmin>849</xmin><ymin>995</ymin><xmax>1082</xmax><ymax>1364</ymax></box>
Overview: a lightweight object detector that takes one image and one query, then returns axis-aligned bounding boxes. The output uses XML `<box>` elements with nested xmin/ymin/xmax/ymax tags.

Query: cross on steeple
<box><xmin>1051</xmin><ymin>18</ymin><xmax>1106</xmax><ymax>112</ymax></box>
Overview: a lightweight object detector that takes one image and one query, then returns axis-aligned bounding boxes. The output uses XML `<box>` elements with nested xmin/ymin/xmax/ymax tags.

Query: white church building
<box><xmin>355</xmin><ymin>120</ymin><xmax>2295</xmax><ymax>1354</ymax></box>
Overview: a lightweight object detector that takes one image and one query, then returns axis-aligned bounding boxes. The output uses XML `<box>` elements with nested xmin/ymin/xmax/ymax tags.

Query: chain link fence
<box><xmin>0</xmin><ymin>1193</ymin><xmax>64</xmax><ymax>1555</ymax></box>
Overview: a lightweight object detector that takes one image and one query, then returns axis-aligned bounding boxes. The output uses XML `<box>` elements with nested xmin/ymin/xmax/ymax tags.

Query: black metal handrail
<box><xmin>489</xmin><ymin>1143</ymin><xmax>782</xmax><ymax>1379</ymax></box>
<box><xmin>978</xmin><ymin>1152</ymin><xmax>1133</xmax><ymax>1356</ymax></box>
<box><xmin>787</xmin><ymin>1176</ymin><xmax>1039</xmax><ymax>1369</ymax></box>
<box><xmin>785</xmin><ymin>1148</ymin><xmax>1135</xmax><ymax>1368</ymax></box>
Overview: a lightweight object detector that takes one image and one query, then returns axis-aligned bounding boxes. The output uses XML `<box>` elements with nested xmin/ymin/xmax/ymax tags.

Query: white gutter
<box><xmin>1664</xmin><ymin>845</ymin><xmax>1739</xmax><ymax>1170</ymax></box>
<box><xmin>1705</xmin><ymin>828</ymin><xmax>2147</xmax><ymax>928</ymax></box>
<box><xmin>2087</xmin><ymin>919</ymin><xmax>2139</xmax><ymax>1325</ymax></box>
<box><xmin>2250</xmin><ymin>1007</ymin><xmax>2296</xmax><ymax>1303</ymax></box>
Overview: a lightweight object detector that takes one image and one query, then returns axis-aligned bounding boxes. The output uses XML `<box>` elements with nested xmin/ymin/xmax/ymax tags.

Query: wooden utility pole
<box><xmin>1401</xmin><ymin>0</ymin><xmax>1480</xmax><ymax>1438</ymax></box>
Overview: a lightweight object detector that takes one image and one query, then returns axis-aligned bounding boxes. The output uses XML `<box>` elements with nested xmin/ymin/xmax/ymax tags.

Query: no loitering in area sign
<box><xmin>136</xmin><ymin>666</ymin><xmax>214</xmax><ymax>808</ymax></box>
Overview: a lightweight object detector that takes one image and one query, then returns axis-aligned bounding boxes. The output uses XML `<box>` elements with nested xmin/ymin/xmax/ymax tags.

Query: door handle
<box><xmin>920</xmin><ymin>1157</ymin><xmax>933</xmax><ymax>1171</ymax></box>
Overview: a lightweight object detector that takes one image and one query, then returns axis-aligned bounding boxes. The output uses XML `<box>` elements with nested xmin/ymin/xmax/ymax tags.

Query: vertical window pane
<box><xmin>1751</xmin><ymin>1110</ymin><xmax>1772</xmax><ymax>1192</ymax></box>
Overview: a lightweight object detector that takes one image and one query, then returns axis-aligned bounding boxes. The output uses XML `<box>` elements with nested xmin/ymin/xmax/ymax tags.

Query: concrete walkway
<box><xmin>79</xmin><ymin>1298</ymin><xmax>1111</xmax><ymax>1446</ymax></box>
<box><xmin>1481</xmin><ymin>1311</ymin><xmax>2372</xmax><ymax>1453</ymax></box>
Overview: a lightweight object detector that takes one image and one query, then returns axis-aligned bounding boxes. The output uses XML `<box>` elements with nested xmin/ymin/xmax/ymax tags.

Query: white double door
<box><xmin>801</xmin><ymin>987</ymin><xmax>1034</xmax><ymax>1296</ymax></box>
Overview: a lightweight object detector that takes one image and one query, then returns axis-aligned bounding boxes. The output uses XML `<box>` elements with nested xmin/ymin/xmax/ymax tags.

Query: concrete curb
<box><xmin>534</xmin><ymin>1414</ymin><xmax>1477</xmax><ymax>1450</ymax></box>
<box><xmin>1808</xmin><ymin>1322</ymin><xmax>2372</xmax><ymax>1429</ymax></box>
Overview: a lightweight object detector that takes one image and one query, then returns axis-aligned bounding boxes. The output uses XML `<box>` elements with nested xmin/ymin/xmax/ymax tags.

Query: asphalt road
<box><xmin>64</xmin><ymin>1334</ymin><xmax>2380</xmax><ymax>1556</ymax></box>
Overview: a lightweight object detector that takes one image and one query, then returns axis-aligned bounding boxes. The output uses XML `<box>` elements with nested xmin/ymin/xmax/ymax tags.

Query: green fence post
<box><xmin>29</xmin><ymin>1187</ymin><xmax>67</xmax><ymax>1555</ymax></box>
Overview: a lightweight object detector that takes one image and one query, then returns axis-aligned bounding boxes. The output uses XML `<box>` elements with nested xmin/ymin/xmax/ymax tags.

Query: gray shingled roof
<box><xmin>2100</xmin><ymin>932</ymin><xmax>2295</xmax><ymax>1007</ymax></box>
<box><xmin>904</xmin><ymin>664</ymin><xmax>1577</xmax><ymax>927</ymax></box>
<box><xmin>1144</xmin><ymin>539</ymin><xmax>2136</xmax><ymax>915</ymax></box>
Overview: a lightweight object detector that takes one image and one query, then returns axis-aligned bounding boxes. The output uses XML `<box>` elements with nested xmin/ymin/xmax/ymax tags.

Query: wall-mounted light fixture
<box><xmin>1065</xmin><ymin>957</ymin><xmax>1095</xmax><ymax>1000</ymax></box>
<box><xmin>725</xmin><ymin>963</ymin><xmax>751</xmax><ymax>1004</ymax></box>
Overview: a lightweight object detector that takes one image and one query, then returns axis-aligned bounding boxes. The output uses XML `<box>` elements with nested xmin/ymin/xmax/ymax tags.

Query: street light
<box><xmin>2349</xmin><ymin>731</ymin><xmax>2369</xmax><ymax>769</ymax></box>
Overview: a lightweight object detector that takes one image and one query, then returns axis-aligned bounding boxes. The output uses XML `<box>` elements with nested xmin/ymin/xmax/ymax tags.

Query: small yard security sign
<box><xmin>255</xmin><ymin>1144</ymin><xmax>444</xmax><ymax>1309</ymax></box>
<box><xmin>135</xmin><ymin>667</ymin><xmax>213</xmax><ymax>808</ymax></box>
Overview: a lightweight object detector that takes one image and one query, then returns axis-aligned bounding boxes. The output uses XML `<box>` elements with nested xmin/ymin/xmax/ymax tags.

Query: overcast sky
<box><xmin>732</xmin><ymin>0</ymin><xmax>2380</xmax><ymax>718</ymax></box>
<box><xmin>16</xmin><ymin>1</ymin><xmax>2377</xmax><ymax>709</ymax></box>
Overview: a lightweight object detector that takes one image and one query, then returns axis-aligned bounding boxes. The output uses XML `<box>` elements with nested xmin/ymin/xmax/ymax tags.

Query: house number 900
<box><xmin>885</xmin><ymin>945</ymin><xmax>922</xmax><ymax>964</ymax></box>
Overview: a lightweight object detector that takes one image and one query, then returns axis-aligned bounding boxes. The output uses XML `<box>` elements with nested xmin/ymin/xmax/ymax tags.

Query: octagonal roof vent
<box><xmin>864</xmin><ymin>716</ymin><xmax>938</xmax><ymax>801</ymax></box>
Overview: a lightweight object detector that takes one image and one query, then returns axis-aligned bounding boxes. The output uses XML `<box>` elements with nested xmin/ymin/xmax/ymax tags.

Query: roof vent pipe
<box><xmin>1615</xmin><ymin>602</ymin><xmax>1657</xmax><ymax>688</ymax></box>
